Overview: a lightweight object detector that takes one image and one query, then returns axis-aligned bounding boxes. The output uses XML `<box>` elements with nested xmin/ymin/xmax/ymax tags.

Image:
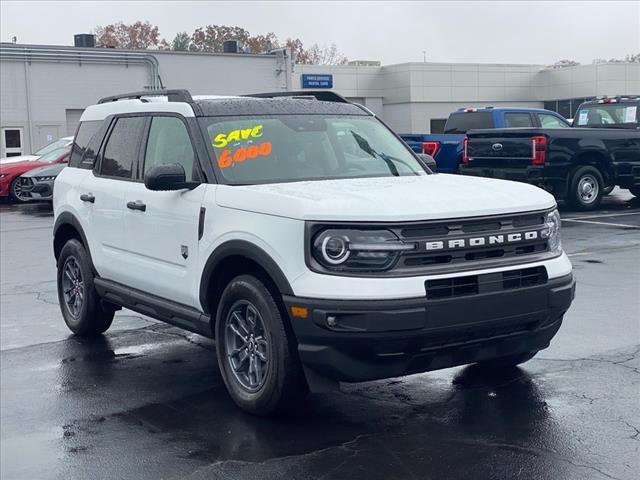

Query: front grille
<box><xmin>390</xmin><ymin>211</ymin><xmax>551</xmax><ymax>275</ymax></box>
<box><xmin>425</xmin><ymin>266</ymin><xmax>547</xmax><ymax>299</ymax></box>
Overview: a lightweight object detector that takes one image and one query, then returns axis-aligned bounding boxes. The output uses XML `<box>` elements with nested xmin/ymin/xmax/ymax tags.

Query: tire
<box><xmin>215</xmin><ymin>274</ymin><xmax>307</xmax><ymax>415</ymax></box>
<box><xmin>629</xmin><ymin>187</ymin><xmax>640</xmax><ymax>198</ymax></box>
<box><xmin>57</xmin><ymin>239</ymin><xmax>114</xmax><ymax>336</ymax></box>
<box><xmin>477</xmin><ymin>351</ymin><xmax>537</xmax><ymax>369</ymax></box>
<box><xmin>569</xmin><ymin>166</ymin><xmax>603</xmax><ymax>210</ymax></box>
<box><xmin>9</xmin><ymin>177</ymin><xmax>31</xmax><ymax>203</ymax></box>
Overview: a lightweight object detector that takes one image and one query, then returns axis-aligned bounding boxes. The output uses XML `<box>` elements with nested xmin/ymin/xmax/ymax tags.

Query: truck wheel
<box><xmin>57</xmin><ymin>239</ymin><xmax>114</xmax><ymax>336</ymax></box>
<box><xmin>216</xmin><ymin>274</ymin><xmax>307</xmax><ymax>416</ymax></box>
<box><xmin>629</xmin><ymin>187</ymin><xmax>640</xmax><ymax>198</ymax></box>
<box><xmin>569</xmin><ymin>166</ymin><xmax>603</xmax><ymax>210</ymax></box>
<box><xmin>477</xmin><ymin>351</ymin><xmax>537</xmax><ymax>369</ymax></box>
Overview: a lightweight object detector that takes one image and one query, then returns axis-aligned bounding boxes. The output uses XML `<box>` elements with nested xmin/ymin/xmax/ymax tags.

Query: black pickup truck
<box><xmin>460</xmin><ymin>107</ymin><xmax>640</xmax><ymax>210</ymax></box>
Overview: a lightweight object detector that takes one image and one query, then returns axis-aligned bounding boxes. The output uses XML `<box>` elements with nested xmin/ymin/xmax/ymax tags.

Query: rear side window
<box><xmin>444</xmin><ymin>112</ymin><xmax>493</xmax><ymax>134</ymax></box>
<box><xmin>100</xmin><ymin>117</ymin><xmax>146</xmax><ymax>178</ymax></box>
<box><xmin>504</xmin><ymin>112</ymin><xmax>533</xmax><ymax>128</ymax></box>
<box><xmin>69</xmin><ymin>121</ymin><xmax>101</xmax><ymax>168</ymax></box>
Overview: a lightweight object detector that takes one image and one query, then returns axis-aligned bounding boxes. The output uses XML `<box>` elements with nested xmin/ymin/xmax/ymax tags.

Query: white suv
<box><xmin>53</xmin><ymin>90</ymin><xmax>575</xmax><ymax>415</ymax></box>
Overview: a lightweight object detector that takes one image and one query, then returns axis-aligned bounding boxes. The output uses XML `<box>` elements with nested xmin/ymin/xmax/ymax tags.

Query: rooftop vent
<box><xmin>74</xmin><ymin>34</ymin><xmax>96</xmax><ymax>48</ymax></box>
<box><xmin>223</xmin><ymin>40</ymin><xmax>242</xmax><ymax>54</ymax></box>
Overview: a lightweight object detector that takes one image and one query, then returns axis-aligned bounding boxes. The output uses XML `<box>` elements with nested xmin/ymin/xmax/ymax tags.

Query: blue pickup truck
<box><xmin>401</xmin><ymin>107</ymin><xmax>570</xmax><ymax>173</ymax></box>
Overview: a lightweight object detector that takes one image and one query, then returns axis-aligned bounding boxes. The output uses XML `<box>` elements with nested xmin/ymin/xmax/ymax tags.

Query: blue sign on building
<box><xmin>301</xmin><ymin>74</ymin><xmax>333</xmax><ymax>89</ymax></box>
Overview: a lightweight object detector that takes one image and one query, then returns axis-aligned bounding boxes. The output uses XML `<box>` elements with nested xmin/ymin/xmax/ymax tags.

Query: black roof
<box><xmin>195</xmin><ymin>97</ymin><xmax>369</xmax><ymax>117</ymax></box>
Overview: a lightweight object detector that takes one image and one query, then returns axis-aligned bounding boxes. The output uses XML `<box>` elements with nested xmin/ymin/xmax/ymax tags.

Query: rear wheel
<box><xmin>477</xmin><ymin>351</ymin><xmax>537</xmax><ymax>369</ymax></box>
<box><xmin>57</xmin><ymin>239</ymin><xmax>114</xmax><ymax>336</ymax></box>
<box><xmin>215</xmin><ymin>274</ymin><xmax>307</xmax><ymax>415</ymax></box>
<box><xmin>10</xmin><ymin>177</ymin><xmax>31</xmax><ymax>203</ymax></box>
<box><xmin>569</xmin><ymin>166</ymin><xmax>603</xmax><ymax>210</ymax></box>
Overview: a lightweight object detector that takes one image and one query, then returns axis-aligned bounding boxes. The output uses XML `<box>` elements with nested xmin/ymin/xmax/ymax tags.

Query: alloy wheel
<box><xmin>224</xmin><ymin>301</ymin><xmax>270</xmax><ymax>392</ymax></box>
<box><xmin>62</xmin><ymin>257</ymin><xmax>84</xmax><ymax>318</ymax></box>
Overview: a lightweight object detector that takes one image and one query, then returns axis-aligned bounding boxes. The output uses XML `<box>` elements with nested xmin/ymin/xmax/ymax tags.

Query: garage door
<box><xmin>65</xmin><ymin>109</ymin><xmax>84</xmax><ymax>136</ymax></box>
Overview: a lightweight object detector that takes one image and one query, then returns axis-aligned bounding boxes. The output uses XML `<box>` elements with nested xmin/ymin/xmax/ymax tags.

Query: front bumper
<box><xmin>19</xmin><ymin>177</ymin><xmax>53</xmax><ymax>200</ymax></box>
<box><xmin>284</xmin><ymin>272</ymin><xmax>575</xmax><ymax>383</ymax></box>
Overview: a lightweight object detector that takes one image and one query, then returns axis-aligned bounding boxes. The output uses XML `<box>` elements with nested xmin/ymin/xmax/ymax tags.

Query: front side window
<box><xmin>100</xmin><ymin>117</ymin><xmax>145</xmax><ymax>178</ymax></box>
<box><xmin>201</xmin><ymin>115</ymin><xmax>426</xmax><ymax>185</ymax></box>
<box><xmin>538</xmin><ymin>114</ymin><xmax>570</xmax><ymax>129</ymax></box>
<box><xmin>144</xmin><ymin>117</ymin><xmax>196</xmax><ymax>181</ymax></box>
<box><xmin>504</xmin><ymin>112</ymin><xmax>533</xmax><ymax>128</ymax></box>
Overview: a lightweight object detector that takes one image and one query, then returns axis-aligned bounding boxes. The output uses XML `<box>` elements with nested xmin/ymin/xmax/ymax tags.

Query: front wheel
<box><xmin>215</xmin><ymin>274</ymin><xmax>307</xmax><ymax>415</ymax></box>
<box><xmin>569</xmin><ymin>166</ymin><xmax>603</xmax><ymax>210</ymax></box>
<box><xmin>10</xmin><ymin>177</ymin><xmax>31</xmax><ymax>203</ymax></box>
<box><xmin>57</xmin><ymin>239</ymin><xmax>114</xmax><ymax>336</ymax></box>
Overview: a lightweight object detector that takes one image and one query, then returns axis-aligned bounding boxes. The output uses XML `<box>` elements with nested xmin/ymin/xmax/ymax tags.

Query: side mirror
<box><xmin>417</xmin><ymin>153</ymin><xmax>437</xmax><ymax>173</ymax></box>
<box><xmin>144</xmin><ymin>163</ymin><xmax>199</xmax><ymax>191</ymax></box>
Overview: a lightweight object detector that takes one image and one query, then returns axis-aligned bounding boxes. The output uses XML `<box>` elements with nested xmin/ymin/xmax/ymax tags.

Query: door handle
<box><xmin>80</xmin><ymin>193</ymin><xmax>95</xmax><ymax>203</ymax></box>
<box><xmin>126</xmin><ymin>200</ymin><xmax>146</xmax><ymax>212</ymax></box>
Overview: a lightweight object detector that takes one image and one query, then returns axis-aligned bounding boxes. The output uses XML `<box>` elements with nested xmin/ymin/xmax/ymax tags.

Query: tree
<box><xmin>95</xmin><ymin>21</ymin><xmax>161</xmax><ymax>49</ymax></box>
<box><xmin>548</xmin><ymin>59</ymin><xmax>580</xmax><ymax>69</ymax></box>
<box><xmin>285</xmin><ymin>38</ymin><xmax>347</xmax><ymax>65</ymax></box>
<box><xmin>171</xmin><ymin>32</ymin><xmax>191</xmax><ymax>51</ymax></box>
<box><xmin>625</xmin><ymin>53</ymin><xmax>640</xmax><ymax>63</ymax></box>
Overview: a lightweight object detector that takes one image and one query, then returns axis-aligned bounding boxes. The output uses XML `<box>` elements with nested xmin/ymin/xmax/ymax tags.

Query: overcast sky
<box><xmin>1</xmin><ymin>1</ymin><xmax>638</xmax><ymax>65</ymax></box>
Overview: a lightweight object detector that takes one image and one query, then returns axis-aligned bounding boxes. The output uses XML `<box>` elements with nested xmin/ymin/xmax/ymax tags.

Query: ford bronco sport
<box><xmin>53</xmin><ymin>90</ymin><xmax>575</xmax><ymax>415</ymax></box>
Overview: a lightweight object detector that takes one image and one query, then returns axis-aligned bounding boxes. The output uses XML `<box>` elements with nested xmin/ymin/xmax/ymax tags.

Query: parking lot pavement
<box><xmin>1</xmin><ymin>189</ymin><xmax>639</xmax><ymax>480</ymax></box>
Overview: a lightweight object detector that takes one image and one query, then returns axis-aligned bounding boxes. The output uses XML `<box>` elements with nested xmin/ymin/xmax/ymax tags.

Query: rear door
<box><xmin>82</xmin><ymin>116</ymin><xmax>146</xmax><ymax>281</ymax></box>
<box><xmin>122</xmin><ymin>114</ymin><xmax>206</xmax><ymax>308</ymax></box>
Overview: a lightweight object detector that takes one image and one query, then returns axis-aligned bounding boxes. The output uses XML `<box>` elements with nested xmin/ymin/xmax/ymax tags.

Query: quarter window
<box><xmin>144</xmin><ymin>117</ymin><xmax>196</xmax><ymax>181</ymax></box>
<box><xmin>504</xmin><ymin>113</ymin><xmax>533</xmax><ymax>128</ymax></box>
<box><xmin>100</xmin><ymin>117</ymin><xmax>145</xmax><ymax>178</ymax></box>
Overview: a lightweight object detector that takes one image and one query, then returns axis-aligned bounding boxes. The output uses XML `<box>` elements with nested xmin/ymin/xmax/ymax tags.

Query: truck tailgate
<box><xmin>467</xmin><ymin>129</ymin><xmax>538</xmax><ymax>168</ymax></box>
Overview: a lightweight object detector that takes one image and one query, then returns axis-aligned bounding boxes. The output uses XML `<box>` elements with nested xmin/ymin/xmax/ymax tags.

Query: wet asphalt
<box><xmin>1</xmin><ymin>190</ymin><xmax>639</xmax><ymax>480</ymax></box>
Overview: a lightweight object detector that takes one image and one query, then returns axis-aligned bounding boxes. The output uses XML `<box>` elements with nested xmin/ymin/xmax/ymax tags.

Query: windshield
<box><xmin>574</xmin><ymin>103</ymin><xmax>639</xmax><ymax>128</ymax></box>
<box><xmin>35</xmin><ymin>138</ymin><xmax>70</xmax><ymax>156</ymax></box>
<box><xmin>38</xmin><ymin>147</ymin><xmax>69</xmax><ymax>163</ymax></box>
<box><xmin>202</xmin><ymin>115</ymin><xmax>427</xmax><ymax>185</ymax></box>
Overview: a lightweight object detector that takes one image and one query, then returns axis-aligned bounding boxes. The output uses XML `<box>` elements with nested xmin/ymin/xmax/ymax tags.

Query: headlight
<box><xmin>311</xmin><ymin>229</ymin><xmax>415</xmax><ymax>272</ymax></box>
<box><xmin>541</xmin><ymin>209</ymin><xmax>562</xmax><ymax>254</ymax></box>
<box><xmin>0</xmin><ymin>174</ymin><xmax>6</xmax><ymax>178</ymax></box>
<box><xmin>35</xmin><ymin>176</ymin><xmax>56</xmax><ymax>181</ymax></box>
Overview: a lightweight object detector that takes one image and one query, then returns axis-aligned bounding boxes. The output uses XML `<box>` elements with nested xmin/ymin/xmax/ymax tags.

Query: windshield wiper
<box><xmin>350</xmin><ymin>131</ymin><xmax>399</xmax><ymax>176</ymax></box>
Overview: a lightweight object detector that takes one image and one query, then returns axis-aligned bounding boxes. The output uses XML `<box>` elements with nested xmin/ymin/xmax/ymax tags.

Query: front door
<box><xmin>122</xmin><ymin>115</ymin><xmax>206</xmax><ymax>308</ymax></box>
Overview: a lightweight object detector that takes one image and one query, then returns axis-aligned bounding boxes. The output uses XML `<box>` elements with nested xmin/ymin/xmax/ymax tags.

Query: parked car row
<box><xmin>401</xmin><ymin>96</ymin><xmax>640</xmax><ymax>210</ymax></box>
<box><xmin>0</xmin><ymin>137</ymin><xmax>72</xmax><ymax>202</ymax></box>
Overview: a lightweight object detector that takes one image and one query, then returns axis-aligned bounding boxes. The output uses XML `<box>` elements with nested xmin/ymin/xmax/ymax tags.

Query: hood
<box><xmin>0</xmin><ymin>160</ymin><xmax>47</xmax><ymax>175</ymax></box>
<box><xmin>215</xmin><ymin>174</ymin><xmax>557</xmax><ymax>222</ymax></box>
<box><xmin>21</xmin><ymin>163</ymin><xmax>66</xmax><ymax>178</ymax></box>
<box><xmin>0</xmin><ymin>155</ymin><xmax>39</xmax><ymax>165</ymax></box>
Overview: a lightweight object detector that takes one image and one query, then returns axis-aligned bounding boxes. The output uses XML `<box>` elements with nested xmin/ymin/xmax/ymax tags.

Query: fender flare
<box><xmin>199</xmin><ymin>240</ymin><xmax>294</xmax><ymax>314</ymax></box>
<box><xmin>53</xmin><ymin>212</ymin><xmax>93</xmax><ymax>266</ymax></box>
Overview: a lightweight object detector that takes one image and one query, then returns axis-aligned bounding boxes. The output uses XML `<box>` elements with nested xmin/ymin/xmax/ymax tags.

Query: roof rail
<box><xmin>98</xmin><ymin>89</ymin><xmax>194</xmax><ymax>104</ymax></box>
<box><xmin>246</xmin><ymin>90</ymin><xmax>350</xmax><ymax>103</ymax></box>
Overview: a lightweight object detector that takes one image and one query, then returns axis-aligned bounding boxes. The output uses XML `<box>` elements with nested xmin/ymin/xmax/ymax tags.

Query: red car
<box><xmin>0</xmin><ymin>146</ymin><xmax>71</xmax><ymax>203</ymax></box>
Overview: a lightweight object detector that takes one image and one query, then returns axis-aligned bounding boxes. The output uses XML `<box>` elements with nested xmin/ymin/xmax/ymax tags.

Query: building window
<box><xmin>430</xmin><ymin>118</ymin><xmax>447</xmax><ymax>134</ymax></box>
<box><xmin>544</xmin><ymin>101</ymin><xmax>557</xmax><ymax>113</ymax></box>
<box><xmin>1</xmin><ymin>128</ymin><xmax>24</xmax><ymax>157</ymax></box>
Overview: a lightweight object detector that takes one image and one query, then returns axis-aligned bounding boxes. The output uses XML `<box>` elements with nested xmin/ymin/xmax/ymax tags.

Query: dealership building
<box><xmin>1</xmin><ymin>41</ymin><xmax>639</xmax><ymax>157</ymax></box>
